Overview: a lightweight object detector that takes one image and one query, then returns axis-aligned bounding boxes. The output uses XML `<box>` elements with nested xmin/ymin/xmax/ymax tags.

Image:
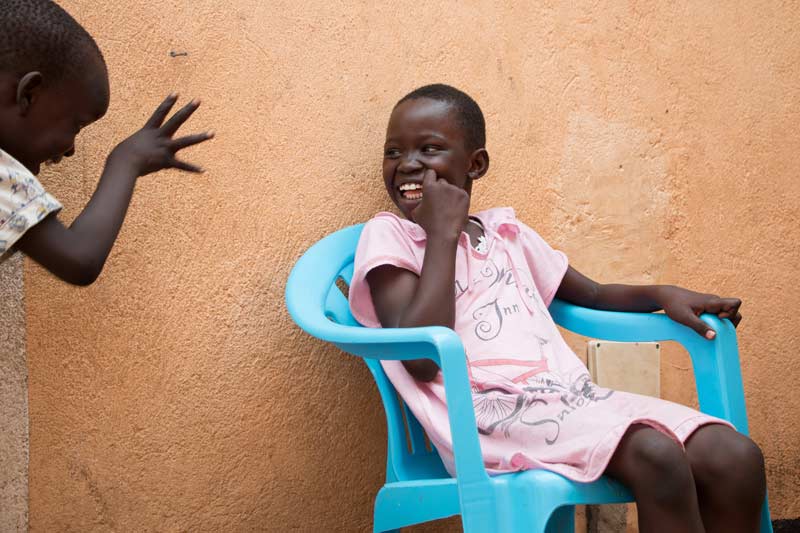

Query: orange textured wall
<box><xmin>25</xmin><ymin>1</ymin><xmax>799</xmax><ymax>531</ymax></box>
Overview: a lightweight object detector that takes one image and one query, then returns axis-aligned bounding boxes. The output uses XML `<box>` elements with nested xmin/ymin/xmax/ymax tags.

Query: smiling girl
<box><xmin>348</xmin><ymin>84</ymin><xmax>765</xmax><ymax>533</ymax></box>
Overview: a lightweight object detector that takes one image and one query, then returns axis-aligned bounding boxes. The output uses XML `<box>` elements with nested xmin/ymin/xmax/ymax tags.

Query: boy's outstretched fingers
<box><xmin>160</xmin><ymin>99</ymin><xmax>202</xmax><ymax>137</ymax></box>
<box><xmin>145</xmin><ymin>93</ymin><xmax>179</xmax><ymax>128</ymax></box>
<box><xmin>111</xmin><ymin>94</ymin><xmax>211</xmax><ymax>177</ymax></box>
<box><xmin>169</xmin><ymin>132</ymin><xmax>214</xmax><ymax>173</ymax></box>
<box><xmin>170</xmin><ymin>131</ymin><xmax>214</xmax><ymax>151</ymax></box>
<box><xmin>170</xmin><ymin>158</ymin><xmax>204</xmax><ymax>173</ymax></box>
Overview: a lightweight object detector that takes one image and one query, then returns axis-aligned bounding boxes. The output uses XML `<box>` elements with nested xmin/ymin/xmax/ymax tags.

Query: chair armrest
<box><xmin>286</xmin><ymin>302</ymin><xmax>492</xmax><ymax>486</ymax></box>
<box><xmin>285</xmin><ymin>232</ymin><xmax>491</xmax><ymax>485</ymax></box>
<box><xmin>549</xmin><ymin>299</ymin><xmax>750</xmax><ymax>433</ymax></box>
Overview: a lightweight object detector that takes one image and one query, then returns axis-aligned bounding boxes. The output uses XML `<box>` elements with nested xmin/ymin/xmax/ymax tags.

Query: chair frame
<box><xmin>286</xmin><ymin>223</ymin><xmax>772</xmax><ymax>533</ymax></box>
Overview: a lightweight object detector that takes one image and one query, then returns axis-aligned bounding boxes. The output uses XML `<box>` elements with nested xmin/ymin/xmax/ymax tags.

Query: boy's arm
<box><xmin>366</xmin><ymin>170</ymin><xmax>468</xmax><ymax>381</ymax></box>
<box><xmin>17</xmin><ymin>95</ymin><xmax>212</xmax><ymax>286</ymax></box>
<box><xmin>555</xmin><ymin>266</ymin><xmax>742</xmax><ymax>339</ymax></box>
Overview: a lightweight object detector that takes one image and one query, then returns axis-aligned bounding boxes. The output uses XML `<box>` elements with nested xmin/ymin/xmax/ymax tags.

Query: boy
<box><xmin>0</xmin><ymin>0</ymin><xmax>212</xmax><ymax>284</ymax></box>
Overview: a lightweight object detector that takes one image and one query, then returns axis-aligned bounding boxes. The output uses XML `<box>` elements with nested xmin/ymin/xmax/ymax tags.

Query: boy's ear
<box><xmin>16</xmin><ymin>72</ymin><xmax>43</xmax><ymax>116</ymax></box>
<box><xmin>468</xmin><ymin>148</ymin><xmax>490</xmax><ymax>180</ymax></box>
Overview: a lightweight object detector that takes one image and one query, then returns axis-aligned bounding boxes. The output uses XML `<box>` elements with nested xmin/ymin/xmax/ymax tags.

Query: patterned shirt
<box><xmin>0</xmin><ymin>149</ymin><xmax>62</xmax><ymax>261</ymax></box>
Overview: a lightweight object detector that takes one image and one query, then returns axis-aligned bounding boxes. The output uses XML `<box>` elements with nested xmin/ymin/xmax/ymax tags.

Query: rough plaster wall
<box><xmin>0</xmin><ymin>254</ymin><xmax>28</xmax><ymax>532</ymax></box>
<box><xmin>21</xmin><ymin>1</ymin><xmax>800</xmax><ymax>531</ymax></box>
<box><xmin>659</xmin><ymin>2</ymin><xmax>800</xmax><ymax>512</ymax></box>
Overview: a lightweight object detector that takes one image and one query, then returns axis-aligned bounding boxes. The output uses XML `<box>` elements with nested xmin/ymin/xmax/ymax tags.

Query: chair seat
<box><xmin>375</xmin><ymin>471</ymin><xmax>633</xmax><ymax>531</ymax></box>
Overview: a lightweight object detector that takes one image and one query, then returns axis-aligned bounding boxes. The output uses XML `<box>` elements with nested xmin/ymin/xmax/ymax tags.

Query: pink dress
<box><xmin>349</xmin><ymin>207</ymin><xmax>730</xmax><ymax>481</ymax></box>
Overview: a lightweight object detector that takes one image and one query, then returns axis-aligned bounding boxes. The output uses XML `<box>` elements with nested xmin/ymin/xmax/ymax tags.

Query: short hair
<box><xmin>0</xmin><ymin>0</ymin><xmax>104</xmax><ymax>84</ymax></box>
<box><xmin>396</xmin><ymin>84</ymin><xmax>486</xmax><ymax>151</ymax></box>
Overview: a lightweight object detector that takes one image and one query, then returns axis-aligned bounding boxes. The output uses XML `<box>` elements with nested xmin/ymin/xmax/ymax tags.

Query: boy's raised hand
<box><xmin>109</xmin><ymin>94</ymin><xmax>213</xmax><ymax>176</ymax></box>
<box><xmin>411</xmin><ymin>169</ymin><xmax>469</xmax><ymax>241</ymax></box>
<box><xmin>659</xmin><ymin>286</ymin><xmax>743</xmax><ymax>339</ymax></box>
<box><xmin>17</xmin><ymin>93</ymin><xmax>213</xmax><ymax>286</ymax></box>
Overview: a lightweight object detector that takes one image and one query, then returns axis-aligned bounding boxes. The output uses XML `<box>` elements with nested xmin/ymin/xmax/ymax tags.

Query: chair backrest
<box><xmin>288</xmin><ymin>224</ymin><xmax>450</xmax><ymax>483</ymax></box>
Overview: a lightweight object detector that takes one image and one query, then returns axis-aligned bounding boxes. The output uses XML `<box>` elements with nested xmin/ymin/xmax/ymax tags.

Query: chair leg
<box><xmin>518</xmin><ymin>504</ymin><xmax>573</xmax><ymax>533</ymax></box>
<box><xmin>545</xmin><ymin>505</ymin><xmax>575</xmax><ymax>533</ymax></box>
<box><xmin>759</xmin><ymin>495</ymin><xmax>773</xmax><ymax>533</ymax></box>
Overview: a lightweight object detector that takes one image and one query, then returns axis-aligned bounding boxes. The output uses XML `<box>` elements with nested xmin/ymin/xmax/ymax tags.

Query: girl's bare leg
<box><xmin>685</xmin><ymin>424</ymin><xmax>766</xmax><ymax>533</ymax></box>
<box><xmin>605</xmin><ymin>424</ymin><xmax>705</xmax><ymax>533</ymax></box>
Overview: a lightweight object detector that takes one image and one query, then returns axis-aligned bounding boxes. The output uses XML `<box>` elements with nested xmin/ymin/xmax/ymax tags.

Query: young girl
<box><xmin>0</xmin><ymin>1</ymin><xmax>212</xmax><ymax>284</ymax></box>
<box><xmin>349</xmin><ymin>84</ymin><xmax>766</xmax><ymax>532</ymax></box>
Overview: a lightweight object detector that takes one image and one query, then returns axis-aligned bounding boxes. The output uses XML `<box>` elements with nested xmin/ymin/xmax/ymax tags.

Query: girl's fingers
<box><xmin>678</xmin><ymin>310</ymin><xmax>716</xmax><ymax>339</ymax></box>
<box><xmin>170</xmin><ymin>158</ymin><xmax>204</xmax><ymax>173</ymax></box>
<box><xmin>699</xmin><ymin>296</ymin><xmax>725</xmax><ymax>313</ymax></box>
<box><xmin>701</xmin><ymin>298</ymin><xmax>741</xmax><ymax>321</ymax></box>
<box><xmin>170</xmin><ymin>131</ymin><xmax>214</xmax><ymax>151</ymax></box>
<box><xmin>717</xmin><ymin>310</ymin><xmax>743</xmax><ymax>328</ymax></box>
<box><xmin>723</xmin><ymin>311</ymin><xmax>743</xmax><ymax>327</ymax></box>
<box><xmin>717</xmin><ymin>297</ymin><xmax>742</xmax><ymax>313</ymax></box>
<box><xmin>422</xmin><ymin>168</ymin><xmax>437</xmax><ymax>186</ymax></box>
<box><xmin>711</xmin><ymin>298</ymin><xmax>742</xmax><ymax>326</ymax></box>
<box><xmin>160</xmin><ymin>99</ymin><xmax>201</xmax><ymax>137</ymax></box>
<box><xmin>145</xmin><ymin>93</ymin><xmax>179</xmax><ymax>128</ymax></box>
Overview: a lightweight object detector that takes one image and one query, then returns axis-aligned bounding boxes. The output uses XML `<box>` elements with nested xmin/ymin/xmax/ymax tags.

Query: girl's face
<box><xmin>383</xmin><ymin>97</ymin><xmax>486</xmax><ymax>220</ymax></box>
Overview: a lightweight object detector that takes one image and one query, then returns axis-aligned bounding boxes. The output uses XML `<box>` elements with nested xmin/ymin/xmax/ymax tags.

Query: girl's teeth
<box><xmin>399</xmin><ymin>183</ymin><xmax>423</xmax><ymax>200</ymax></box>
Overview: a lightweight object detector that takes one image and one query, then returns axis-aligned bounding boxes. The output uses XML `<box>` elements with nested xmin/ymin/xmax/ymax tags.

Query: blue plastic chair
<box><xmin>285</xmin><ymin>224</ymin><xmax>772</xmax><ymax>533</ymax></box>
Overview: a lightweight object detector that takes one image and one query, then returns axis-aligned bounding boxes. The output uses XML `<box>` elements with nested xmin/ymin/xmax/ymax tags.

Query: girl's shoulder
<box><xmin>472</xmin><ymin>207</ymin><xmax>523</xmax><ymax>237</ymax></box>
<box><xmin>363</xmin><ymin>211</ymin><xmax>426</xmax><ymax>243</ymax></box>
<box><xmin>473</xmin><ymin>207</ymin><xmax>556</xmax><ymax>250</ymax></box>
<box><xmin>362</xmin><ymin>207</ymin><xmax>546</xmax><ymax>245</ymax></box>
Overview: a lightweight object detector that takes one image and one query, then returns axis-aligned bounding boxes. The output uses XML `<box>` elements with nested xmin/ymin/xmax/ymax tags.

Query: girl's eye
<box><xmin>384</xmin><ymin>148</ymin><xmax>401</xmax><ymax>158</ymax></box>
<box><xmin>422</xmin><ymin>145</ymin><xmax>442</xmax><ymax>154</ymax></box>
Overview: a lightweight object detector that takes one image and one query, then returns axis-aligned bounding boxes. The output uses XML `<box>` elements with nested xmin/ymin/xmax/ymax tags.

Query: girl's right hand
<box><xmin>109</xmin><ymin>94</ymin><xmax>213</xmax><ymax>177</ymax></box>
<box><xmin>411</xmin><ymin>169</ymin><xmax>469</xmax><ymax>241</ymax></box>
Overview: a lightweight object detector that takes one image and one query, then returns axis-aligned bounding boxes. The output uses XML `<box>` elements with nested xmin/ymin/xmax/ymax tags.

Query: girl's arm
<box><xmin>17</xmin><ymin>95</ymin><xmax>212</xmax><ymax>286</ymax></box>
<box><xmin>367</xmin><ymin>170</ymin><xmax>469</xmax><ymax>381</ymax></box>
<box><xmin>555</xmin><ymin>266</ymin><xmax>742</xmax><ymax>339</ymax></box>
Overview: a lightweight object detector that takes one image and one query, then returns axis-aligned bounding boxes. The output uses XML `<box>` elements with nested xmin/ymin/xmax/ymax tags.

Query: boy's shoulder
<box><xmin>0</xmin><ymin>148</ymin><xmax>62</xmax><ymax>257</ymax></box>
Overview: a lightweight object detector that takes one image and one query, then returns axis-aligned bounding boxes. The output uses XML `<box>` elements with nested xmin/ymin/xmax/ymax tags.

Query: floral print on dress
<box><xmin>0</xmin><ymin>149</ymin><xmax>62</xmax><ymax>258</ymax></box>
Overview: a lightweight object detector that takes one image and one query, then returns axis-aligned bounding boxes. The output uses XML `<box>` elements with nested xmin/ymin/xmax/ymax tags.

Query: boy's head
<box><xmin>0</xmin><ymin>0</ymin><xmax>110</xmax><ymax>175</ymax></box>
<box><xmin>383</xmin><ymin>84</ymin><xmax>489</xmax><ymax>220</ymax></box>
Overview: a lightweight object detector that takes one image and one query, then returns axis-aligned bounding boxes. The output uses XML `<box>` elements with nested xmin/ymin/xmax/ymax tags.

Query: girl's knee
<box><xmin>633</xmin><ymin>432</ymin><xmax>691</xmax><ymax>480</ymax></box>
<box><xmin>730</xmin><ymin>435</ymin><xmax>766</xmax><ymax>481</ymax></box>
<box><xmin>688</xmin><ymin>426</ymin><xmax>766</xmax><ymax>496</ymax></box>
<box><xmin>613</xmin><ymin>426</ymin><xmax>694</xmax><ymax>494</ymax></box>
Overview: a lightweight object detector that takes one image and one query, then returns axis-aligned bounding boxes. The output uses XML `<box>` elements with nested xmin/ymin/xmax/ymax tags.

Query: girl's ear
<box><xmin>16</xmin><ymin>72</ymin><xmax>43</xmax><ymax>116</ymax></box>
<box><xmin>468</xmin><ymin>148</ymin><xmax>490</xmax><ymax>180</ymax></box>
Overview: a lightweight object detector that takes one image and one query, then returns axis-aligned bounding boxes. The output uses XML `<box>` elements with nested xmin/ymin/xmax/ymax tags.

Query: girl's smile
<box><xmin>398</xmin><ymin>181</ymin><xmax>423</xmax><ymax>200</ymax></box>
